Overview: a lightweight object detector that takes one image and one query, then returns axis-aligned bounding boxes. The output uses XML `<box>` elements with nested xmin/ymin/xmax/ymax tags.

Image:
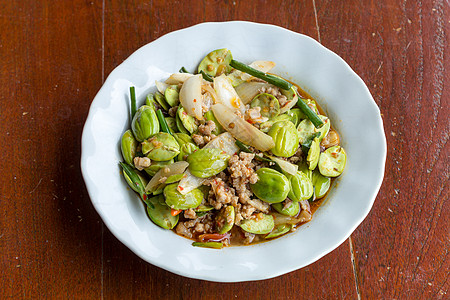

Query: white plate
<box><xmin>81</xmin><ymin>21</ymin><xmax>386</xmax><ymax>282</ymax></box>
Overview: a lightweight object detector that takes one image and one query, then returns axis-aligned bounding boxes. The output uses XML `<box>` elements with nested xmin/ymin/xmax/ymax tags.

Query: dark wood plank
<box><xmin>0</xmin><ymin>0</ymin><xmax>103</xmax><ymax>298</ymax></box>
<box><xmin>102</xmin><ymin>0</ymin><xmax>357</xmax><ymax>299</ymax></box>
<box><xmin>102</xmin><ymin>234</ymin><xmax>356</xmax><ymax>299</ymax></box>
<box><xmin>316</xmin><ymin>0</ymin><xmax>449</xmax><ymax>298</ymax></box>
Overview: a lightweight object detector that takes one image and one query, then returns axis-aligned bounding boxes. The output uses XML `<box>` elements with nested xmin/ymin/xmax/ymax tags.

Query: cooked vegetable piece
<box><xmin>279</xmin><ymin>87</ymin><xmax>298</xmax><ymax>113</ymax></box>
<box><xmin>235</xmin><ymin>82</ymin><xmax>271</xmax><ymax>104</ymax></box>
<box><xmin>285</xmin><ymin>171</ymin><xmax>314</xmax><ymax>202</ymax></box>
<box><xmin>259</xmin><ymin>114</ymin><xmax>292</xmax><ymax>133</ymax></box>
<box><xmin>179</xmin><ymin>74</ymin><xmax>203</xmax><ymax>120</ymax></box>
<box><xmin>145</xmin><ymin>93</ymin><xmax>158</xmax><ymax>110</ymax></box>
<box><xmin>121</xmin><ymin>130</ymin><xmax>138</xmax><ymax>166</ymax></box>
<box><xmin>200</xmin><ymin>70</ymin><xmax>214</xmax><ymax>82</ymax></box>
<box><xmin>301</xmin><ymin>99</ymin><xmax>319</xmax><ymax>115</ymax></box>
<box><xmin>228</xmin><ymin>61</ymin><xmax>276</xmax><ymax>86</ymax></box>
<box><xmin>165</xmin><ymin>173</ymin><xmax>185</xmax><ymax>184</ymax></box>
<box><xmin>155</xmin><ymin>81</ymin><xmax>170</xmax><ymax>94</ymax></box>
<box><xmin>294</xmin><ymin>93</ymin><xmax>324</xmax><ymax>128</ymax></box>
<box><xmin>130</xmin><ymin>86</ymin><xmax>137</xmax><ymax>119</ymax></box>
<box><xmin>145</xmin><ymin>194</ymin><xmax>179</xmax><ymax>229</ymax></box>
<box><xmin>173</xmin><ymin>133</ymin><xmax>193</xmax><ymax>146</ymax></box>
<box><xmin>195</xmin><ymin>204</ymin><xmax>214</xmax><ymax>212</ymax></box>
<box><xmin>187</xmin><ymin>148</ymin><xmax>230</xmax><ymax>178</ymax></box>
<box><xmin>177</xmin><ymin>132</ymin><xmax>238</xmax><ymax>194</ymax></box>
<box><xmin>235</xmin><ymin>141</ymin><xmax>272</xmax><ymax>163</ymax></box>
<box><xmin>145</xmin><ymin>161</ymin><xmax>189</xmax><ymax>193</ymax></box>
<box><xmin>142</xmin><ymin>132</ymin><xmax>180</xmax><ymax>161</ymax></box>
<box><xmin>311</xmin><ymin>169</ymin><xmax>331</xmax><ymax>199</ymax></box>
<box><xmin>230</xmin><ymin>59</ymin><xmax>293</xmax><ymax>90</ymax></box>
<box><xmin>241</xmin><ymin>61</ymin><xmax>276</xmax><ymax>81</ymax></box>
<box><xmin>272</xmin><ymin>201</ymin><xmax>300</xmax><ymax>216</ymax></box>
<box><xmin>144</xmin><ymin>159</ymin><xmax>174</xmax><ymax>177</ymax></box>
<box><xmin>154</xmin><ymin>92</ymin><xmax>170</xmax><ymax>111</ymax></box>
<box><xmin>122</xmin><ymin>168</ymin><xmax>148</xmax><ymax>195</ymax></box>
<box><xmin>317</xmin><ymin>116</ymin><xmax>331</xmax><ymax>140</ymax></box>
<box><xmin>175</xmin><ymin>113</ymin><xmax>189</xmax><ymax>134</ymax></box>
<box><xmin>192</xmin><ymin>242</ymin><xmax>224</xmax><ymax>249</ymax></box>
<box><xmin>268</xmin><ymin>121</ymin><xmax>299</xmax><ymax>157</ymax></box>
<box><xmin>120</xmin><ymin>162</ymin><xmax>146</xmax><ymax>200</ymax></box>
<box><xmin>198</xmin><ymin>48</ymin><xmax>232</xmax><ymax>77</ymax></box>
<box><xmin>164</xmin><ymin>183</ymin><xmax>203</xmax><ymax>210</ymax></box>
<box><xmin>250</xmin><ymin>168</ymin><xmax>290</xmax><ymax>203</ymax></box>
<box><xmin>211</xmin><ymin>103</ymin><xmax>275</xmax><ymax>152</ymax></box>
<box><xmin>165</xmin><ymin>72</ymin><xmax>194</xmax><ymax>84</ymax></box>
<box><xmin>307</xmin><ymin>137</ymin><xmax>320</xmax><ymax>170</ymax></box>
<box><xmin>297</xmin><ymin>118</ymin><xmax>316</xmax><ymax>145</ymax></box>
<box><xmin>318</xmin><ymin>146</ymin><xmax>347</xmax><ymax>177</ymax></box>
<box><xmin>301</xmin><ymin>132</ymin><xmax>321</xmax><ymax>155</ymax></box>
<box><xmin>131</xmin><ymin>105</ymin><xmax>160</xmax><ymax>142</ymax></box>
<box><xmin>240</xmin><ymin>214</ymin><xmax>275</xmax><ymax>234</ymax></box>
<box><xmin>156</xmin><ymin>110</ymin><xmax>172</xmax><ymax>135</ymax></box>
<box><xmin>298</xmin><ymin>162</ymin><xmax>312</xmax><ymax>179</ymax></box>
<box><xmin>250</xmin><ymin>93</ymin><xmax>280</xmax><ymax>119</ymax></box>
<box><xmin>164</xmin><ymin>85</ymin><xmax>180</xmax><ymax>107</ymax></box>
<box><xmin>177</xmin><ymin>106</ymin><xmax>198</xmax><ymax>134</ymax></box>
<box><xmin>298</xmin><ymin>115</ymin><xmax>329</xmax><ymax>143</ymax></box>
<box><xmin>272</xmin><ymin>212</ymin><xmax>306</xmax><ymax>225</ymax></box>
<box><xmin>179</xmin><ymin>66</ymin><xmax>189</xmax><ymax>73</ymax></box>
<box><xmin>285</xmin><ymin>108</ymin><xmax>302</xmax><ymax>127</ymax></box>
<box><xmin>265</xmin><ymin>224</ymin><xmax>293</xmax><ymax>239</ymax></box>
<box><xmin>267</xmin><ymin>155</ymin><xmax>298</xmax><ymax>176</ymax></box>
<box><xmin>204</xmin><ymin>110</ymin><xmax>224</xmax><ymax>135</ymax></box>
<box><xmin>321</xmin><ymin>129</ymin><xmax>340</xmax><ymax>149</ymax></box>
<box><xmin>164</xmin><ymin>117</ymin><xmax>177</xmax><ymax>133</ymax></box>
<box><xmin>214</xmin><ymin>74</ymin><xmax>246</xmax><ymax>114</ymax></box>
<box><xmin>215</xmin><ymin>206</ymin><xmax>235</xmax><ymax>234</ymax></box>
<box><xmin>178</xmin><ymin>142</ymin><xmax>198</xmax><ymax>161</ymax></box>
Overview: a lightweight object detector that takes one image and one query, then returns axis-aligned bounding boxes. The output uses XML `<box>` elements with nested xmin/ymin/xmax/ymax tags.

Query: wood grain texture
<box><xmin>0</xmin><ymin>0</ymin><xmax>104</xmax><ymax>298</ymax></box>
<box><xmin>0</xmin><ymin>0</ymin><xmax>447</xmax><ymax>299</ymax></box>
<box><xmin>316</xmin><ymin>0</ymin><xmax>449</xmax><ymax>298</ymax></box>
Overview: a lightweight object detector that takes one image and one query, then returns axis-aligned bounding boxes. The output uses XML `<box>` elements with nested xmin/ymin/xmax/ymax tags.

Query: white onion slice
<box><xmin>213</xmin><ymin>74</ymin><xmax>245</xmax><ymax>114</ymax></box>
<box><xmin>267</xmin><ymin>155</ymin><xmax>298</xmax><ymax>176</ymax></box>
<box><xmin>145</xmin><ymin>161</ymin><xmax>189</xmax><ymax>193</ymax></box>
<box><xmin>241</xmin><ymin>60</ymin><xmax>276</xmax><ymax>81</ymax></box>
<box><xmin>155</xmin><ymin>80</ymin><xmax>170</xmax><ymax>94</ymax></box>
<box><xmin>279</xmin><ymin>93</ymin><xmax>299</xmax><ymax>113</ymax></box>
<box><xmin>235</xmin><ymin>82</ymin><xmax>272</xmax><ymax>104</ymax></box>
<box><xmin>179</xmin><ymin>74</ymin><xmax>203</xmax><ymax>120</ymax></box>
<box><xmin>211</xmin><ymin>103</ymin><xmax>274</xmax><ymax>151</ymax></box>
<box><xmin>165</xmin><ymin>73</ymin><xmax>194</xmax><ymax>85</ymax></box>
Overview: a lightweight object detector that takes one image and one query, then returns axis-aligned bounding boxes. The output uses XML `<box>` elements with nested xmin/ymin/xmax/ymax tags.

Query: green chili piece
<box><xmin>230</xmin><ymin>60</ymin><xmax>292</xmax><ymax>90</ymax></box>
<box><xmin>156</xmin><ymin>110</ymin><xmax>172</xmax><ymax>135</ymax></box>
<box><xmin>179</xmin><ymin>66</ymin><xmax>189</xmax><ymax>73</ymax></box>
<box><xmin>130</xmin><ymin>86</ymin><xmax>137</xmax><ymax>120</ymax></box>
<box><xmin>200</xmin><ymin>70</ymin><xmax>214</xmax><ymax>82</ymax></box>
<box><xmin>192</xmin><ymin>242</ymin><xmax>224</xmax><ymax>249</ymax></box>
<box><xmin>295</xmin><ymin>92</ymin><xmax>324</xmax><ymax>128</ymax></box>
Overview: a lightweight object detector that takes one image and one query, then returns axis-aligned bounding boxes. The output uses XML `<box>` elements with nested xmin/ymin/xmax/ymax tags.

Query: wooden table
<box><xmin>1</xmin><ymin>0</ymin><xmax>448</xmax><ymax>298</ymax></box>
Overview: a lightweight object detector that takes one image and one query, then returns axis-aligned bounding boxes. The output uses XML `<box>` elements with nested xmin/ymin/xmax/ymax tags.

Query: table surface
<box><xmin>1</xmin><ymin>0</ymin><xmax>448</xmax><ymax>299</ymax></box>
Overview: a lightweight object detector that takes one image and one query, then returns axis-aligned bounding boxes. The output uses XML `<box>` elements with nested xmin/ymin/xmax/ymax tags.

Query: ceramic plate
<box><xmin>81</xmin><ymin>21</ymin><xmax>386</xmax><ymax>282</ymax></box>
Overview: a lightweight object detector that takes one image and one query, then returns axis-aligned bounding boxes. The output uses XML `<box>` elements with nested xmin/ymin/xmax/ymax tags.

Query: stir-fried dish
<box><xmin>120</xmin><ymin>49</ymin><xmax>347</xmax><ymax>248</ymax></box>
